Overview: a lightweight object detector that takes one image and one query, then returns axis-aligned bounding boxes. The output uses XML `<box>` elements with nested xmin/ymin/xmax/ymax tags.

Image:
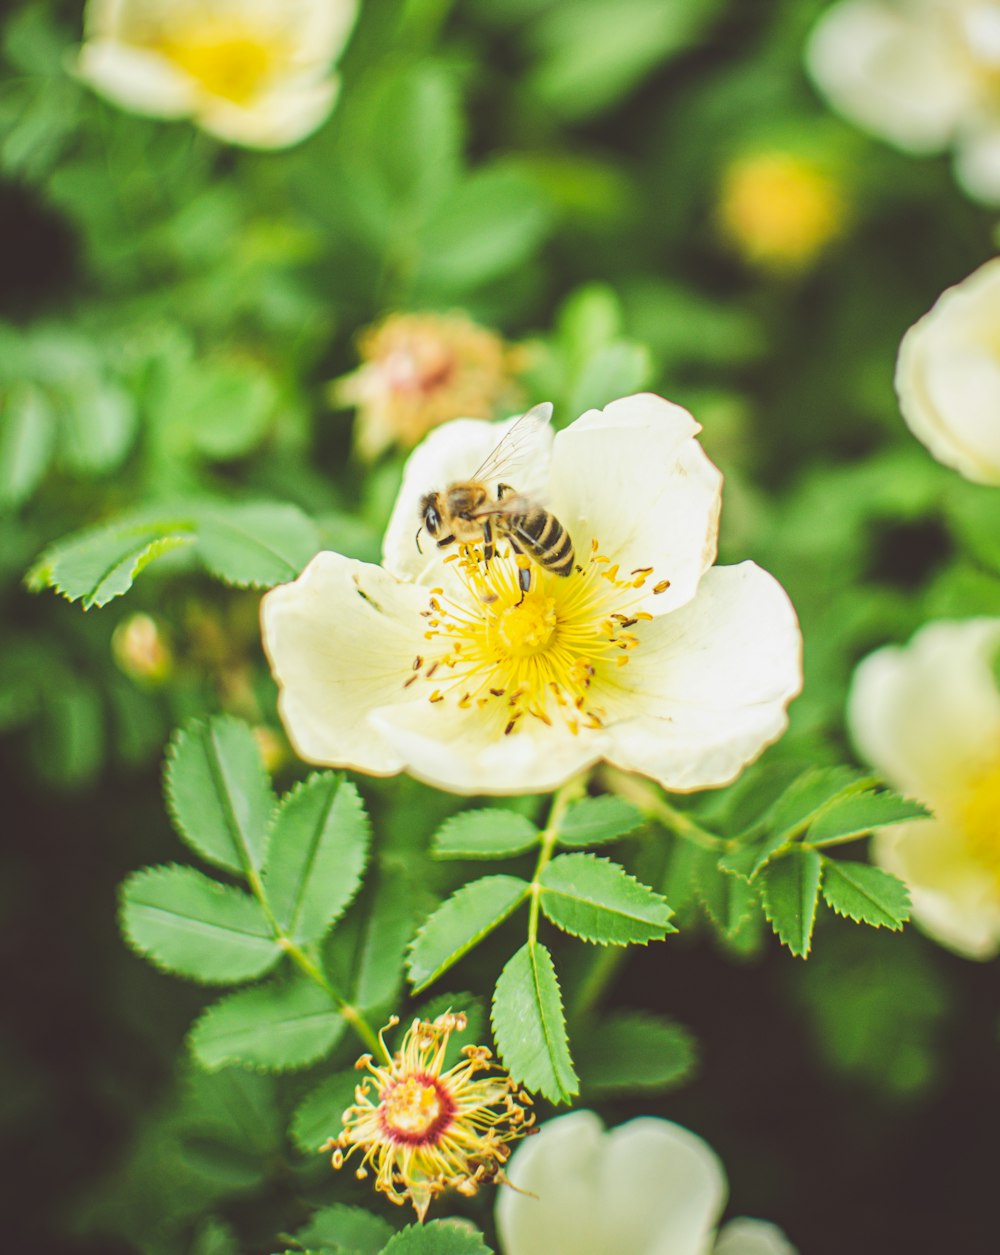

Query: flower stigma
<box><xmin>327</xmin><ymin>1012</ymin><xmax>534</xmax><ymax>1222</ymax></box>
<box><xmin>408</xmin><ymin>543</ymin><xmax>666</xmax><ymax>737</ymax></box>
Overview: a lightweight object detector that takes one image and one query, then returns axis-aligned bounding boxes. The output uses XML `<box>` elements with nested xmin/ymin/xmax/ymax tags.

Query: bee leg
<box><xmin>482</xmin><ymin>518</ymin><xmax>495</xmax><ymax>566</ymax></box>
<box><xmin>505</xmin><ymin>536</ymin><xmax>532</xmax><ymax>601</ymax></box>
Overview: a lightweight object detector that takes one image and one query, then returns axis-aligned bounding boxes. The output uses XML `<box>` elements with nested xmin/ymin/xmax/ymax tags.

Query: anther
<box><xmin>653</xmin><ymin>579</ymin><xmax>671</xmax><ymax>594</ymax></box>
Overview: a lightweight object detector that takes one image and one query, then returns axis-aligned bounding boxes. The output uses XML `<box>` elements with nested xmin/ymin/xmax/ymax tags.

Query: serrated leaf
<box><xmin>290</xmin><ymin>1070</ymin><xmax>359</xmax><ymax>1155</ymax></box>
<box><xmin>407</xmin><ymin>875</ymin><xmax>529</xmax><ymax>993</ymax></box>
<box><xmin>432</xmin><ymin>809</ymin><xmax>539</xmax><ymax>859</ymax></box>
<box><xmin>195</xmin><ymin>501</ymin><xmax>318</xmax><ymax>587</ymax></box>
<box><xmin>807</xmin><ymin>790</ymin><xmax>929</xmax><ymax>845</ymax></box>
<box><xmin>695</xmin><ymin>855</ymin><xmax>758</xmax><ymax>940</ymax></box>
<box><xmin>0</xmin><ymin>382</ymin><xmax>55</xmax><ymax>508</ymax></box>
<box><xmin>761</xmin><ymin>847</ymin><xmax>822</xmax><ymax>958</ymax></box>
<box><xmin>120</xmin><ymin>865</ymin><xmax>280</xmax><ymax>985</ymax></box>
<box><xmin>189</xmin><ymin>975</ymin><xmax>345</xmax><ymax>1072</ymax></box>
<box><xmin>575</xmin><ymin>1011</ymin><xmax>696</xmax><ymax>1096</ymax></box>
<box><xmin>492</xmin><ymin>941</ymin><xmax>578</xmax><ymax>1103</ymax></box>
<box><xmin>820</xmin><ymin>859</ymin><xmax>911</xmax><ymax>929</ymax></box>
<box><xmin>539</xmin><ymin>853</ymin><xmax>674</xmax><ymax>945</ymax></box>
<box><xmin>716</xmin><ymin>829</ymin><xmax>790</xmax><ymax>883</ymax></box>
<box><xmin>263</xmin><ymin>775</ymin><xmax>370</xmax><ymax>944</ymax></box>
<box><xmin>351</xmin><ymin>865</ymin><xmax>417</xmax><ymax>1012</ymax></box>
<box><xmin>766</xmin><ymin>766</ymin><xmax>873</xmax><ymax>839</ymax></box>
<box><xmin>381</xmin><ymin>1219</ymin><xmax>492</xmax><ymax>1254</ymax></box>
<box><xmin>295</xmin><ymin>1203</ymin><xmax>394</xmax><ymax>1254</ymax></box>
<box><xmin>166</xmin><ymin>715</ymin><xmax>275</xmax><ymax>877</ymax></box>
<box><xmin>555</xmin><ymin>795</ymin><xmax>643</xmax><ymax>848</ymax></box>
<box><xmin>28</xmin><ymin>517</ymin><xmax>195</xmax><ymax>609</ymax></box>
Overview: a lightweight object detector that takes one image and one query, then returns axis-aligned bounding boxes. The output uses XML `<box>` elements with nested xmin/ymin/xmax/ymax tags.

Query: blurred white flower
<box><xmin>895</xmin><ymin>257</ymin><xmax>1000</xmax><ymax>485</ymax></box>
<box><xmin>261</xmin><ymin>393</ymin><xmax>802</xmax><ymax>796</ymax></box>
<box><xmin>848</xmin><ymin>618</ymin><xmax>1000</xmax><ymax>959</ymax></box>
<box><xmin>495</xmin><ymin>1111</ymin><xmax>797</xmax><ymax>1255</ymax></box>
<box><xmin>76</xmin><ymin>0</ymin><xmax>357</xmax><ymax>148</ymax></box>
<box><xmin>806</xmin><ymin>0</ymin><xmax>1000</xmax><ymax>203</ymax></box>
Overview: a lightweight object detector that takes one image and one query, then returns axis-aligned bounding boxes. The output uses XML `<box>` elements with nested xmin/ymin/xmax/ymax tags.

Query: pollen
<box><xmin>328</xmin><ymin>1013</ymin><xmax>534</xmax><ymax>1222</ymax></box>
<box><xmin>408</xmin><ymin>543</ymin><xmax>662</xmax><ymax>735</ymax></box>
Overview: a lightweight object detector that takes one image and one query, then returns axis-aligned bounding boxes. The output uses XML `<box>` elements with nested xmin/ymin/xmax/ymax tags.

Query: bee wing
<box><xmin>470</xmin><ymin>492</ymin><xmax>532</xmax><ymax>519</ymax></box>
<box><xmin>469</xmin><ymin>402</ymin><xmax>554</xmax><ymax>487</ymax></box>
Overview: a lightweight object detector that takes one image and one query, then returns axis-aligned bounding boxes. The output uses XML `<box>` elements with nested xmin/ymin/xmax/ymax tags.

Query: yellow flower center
<box><xmin>381</xmin><ymin>1075</ymin><xmax>450</xmax><ymax>1143</ymax></box>
<box><xmin>409</xmin><ymin>543</ymin><xmax>668</xmax><ymax>736</ymax></box>
<box><xmin>959</xmin><ymin>758</ymin><xmax>1000</xmax><ymax>880</ymax></box>
<box><xmin>153</xmin><ymin>23</ymin><xmax>282</xmax><ymax>104</ymax></box>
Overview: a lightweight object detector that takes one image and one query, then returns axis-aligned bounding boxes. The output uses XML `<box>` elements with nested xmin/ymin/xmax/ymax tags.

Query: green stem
<box><xmin>647</xmin><ymin>796</ymin><xmax>726</xmax><ymax>851</ymax></box>
<box><xmin>571</xmin><ymin>944</ymin><xmax>627</xmax><ymax>1021</ymax></box>
<box><xmin>278</xmin><ymin>937</ymin><xmax>381</xmax><ymax>1056</ymax></box>
<box><xmin>527</xmin><ymin>773</ymin><xmax>589</xmax><ymax>946</ymax></box>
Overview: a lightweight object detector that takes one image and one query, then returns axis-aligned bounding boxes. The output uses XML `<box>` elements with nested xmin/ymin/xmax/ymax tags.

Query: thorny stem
<box><xmin>527</xmin><ymin>773</ymin><xmax>589</xmax><ymax>946</ymax></box>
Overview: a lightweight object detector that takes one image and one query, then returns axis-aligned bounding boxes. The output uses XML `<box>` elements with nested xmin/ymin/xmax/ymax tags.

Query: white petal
<box><xmin>604</xmin><ymin>563</ymin><xmax>802</xmax><ymax>792</ymax></box>
<box><xmin>75</xmin><ymin>40</ymin><xmax>198</xmax><ymax>116</ymax></box>
<box><xmin>714</xmin><ymin>1218</ymin><xmax>798</xmax><ymax>1255</ymax></box>
<box><xmin>549</xmin><ymin>393</ymin><xmax>722</xmax><ymax>617</ymax></box>
<box><xmin>955</xmin><ymin>123</ymin><xmax>1000</xmax><ymax>205</ymax></box>
<box><xmin>805</xmin><ymin>0</ymin><xmax>976</xmax><ymax>151</ymax></box>
<box><xmin>260</xmin><ymin>551</ymin><xmax>429</xmax><ymax>775</ymax></box>
<box><xmin>381</xmin><ymin>411</ymin><xmax>555</xmax><ymax>589</ymax></box>
<box><xmin>896</xmin><ymin>257</ymin><xmax>1000</xmax><ymax>484</ymax></box>
<box><xmin>196</xmin><ymin>75</ymin><xmax>339</xmax><ymax>148</ymax></box>
<box><xmin>846</xmin><ymin>618</ymin><xmax>1000</xmax><ymax>803</ymax></box>
<box><xmin>873</xmin><ymin>822</ymin><xmax>1000</xmax><ymax>959</ymax></box>
<box><xmin>369</xmin><ymin>697</ymin><xmax>605</xmax><ymax>796</ymax></box>
<box><xmin>496</xmin><ymin>1112</ymin><xmax>726</xmax><ymax>1255</ymax></box>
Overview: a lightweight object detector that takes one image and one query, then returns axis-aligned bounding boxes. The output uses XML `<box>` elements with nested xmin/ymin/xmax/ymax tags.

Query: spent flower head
<box><xmin>333</xmin><ymin>311</ymin><xmax>524</xmax><ymax>460</ymax></box>
<box><xmin>75</xmin><ymin>0</ymin><xmax>357</xmax><ymax>148</ymax></box>
<box><xmin>261</xmin><ymin>393</ymin><xmax>802</xmax><ymax>796</ymax></box>
<box><xmin>328</xmin><ymin>1012</ymin><xmax>534</xmax><ymax>1222</ymax></box>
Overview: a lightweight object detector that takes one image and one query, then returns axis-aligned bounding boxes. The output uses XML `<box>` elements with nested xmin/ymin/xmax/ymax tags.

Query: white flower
<box><xmin>495</xmin><ymin>1111</ymin><xmax>797</xmax><ymax>1255</ymax></box>
<box><xmin>895</xmin><ymin>257</ymin><xmax>1000</xmax><ymax>485</ymax></box>
<box><xmin>848</xmin><ymin>618</ymin><xmax>1000</xmax><ymax>959</ymax></box>
<box><xmin>261</xmin><ymin>393</ymin><xmax>802</xmax><ymax>797</ymax></box>
<box><xmin>806</xmin><ymin>0</ymin><xmax>1000</xmax><ymax>204</ymax></box>
<box><xmin>75</xmin><ymin>0</ymin><xmax>357</xmax><ymax>148</ymax></box>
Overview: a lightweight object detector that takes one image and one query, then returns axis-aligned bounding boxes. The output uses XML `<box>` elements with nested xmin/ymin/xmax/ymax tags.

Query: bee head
<box><xmin>418</xmin><ymin>492</ymin><xmax>444</xmax><ymax>545</ymax></box>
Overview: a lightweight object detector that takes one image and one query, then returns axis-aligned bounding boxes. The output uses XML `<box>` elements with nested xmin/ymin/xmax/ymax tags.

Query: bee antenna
<box><xmin>415</xmin><ymin>525</ymin><xmax>424</xmax><ymax>555</ymax></box>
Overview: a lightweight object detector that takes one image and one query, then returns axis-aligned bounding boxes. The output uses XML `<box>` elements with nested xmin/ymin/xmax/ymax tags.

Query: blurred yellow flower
<box><xmin>896</xmin><ymin>256</ymin><xmax>1000</xmax><ymax>485</ymax></box>
<box><xmin>848</xmin><ymin>618</ymin><xmax>1000</xmax><ymax>959</ymax></box>
<box><xmin>76</xmin><ymin>0</ymin><xmax>357</xmax><ymax>148</ymax></box>
<box><xmin>328</xmin><ymin>1012</ymin><xmax>533</xmax><ymax>1222</ymax></box>
<box><xmin>718</xmin><ymin>151</ymin><xmax>845</xmax><ymax>270</ymax></box>
<box><xmin>332</xmin><ymin>311</ymin><xmax>524</xmax><ymax>460</ymax></box>
<box><xmin>112</xmin><ymin>612</ymin><xmax>172</xmax><ymax>684</ymax></box>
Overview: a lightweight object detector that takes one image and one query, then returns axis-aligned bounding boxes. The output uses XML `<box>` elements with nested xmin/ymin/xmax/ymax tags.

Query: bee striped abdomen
<box><xmin>508</xmin><ymin>507</ymin><xmax>575</xmax><ymax>576</ymax></box>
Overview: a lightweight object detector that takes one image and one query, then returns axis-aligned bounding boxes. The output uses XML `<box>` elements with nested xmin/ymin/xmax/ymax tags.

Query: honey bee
<box><xmin>417</xmin><ymin>402</ymin><xmax>575</xmax><ymax>595</ymax></box>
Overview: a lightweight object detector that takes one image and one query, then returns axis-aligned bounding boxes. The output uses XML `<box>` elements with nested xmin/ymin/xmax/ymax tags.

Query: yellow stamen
<box><xmin>959</xmin><ymin>758</ymin><xmax>1000</xmax><ymax>883</ymax></box>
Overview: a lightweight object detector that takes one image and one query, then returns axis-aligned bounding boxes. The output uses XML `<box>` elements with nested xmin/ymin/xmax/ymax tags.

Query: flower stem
<box><xmin>527</xmin><ymin>773</ymin><xmax>589</xmax><ymax>946</ymax></box>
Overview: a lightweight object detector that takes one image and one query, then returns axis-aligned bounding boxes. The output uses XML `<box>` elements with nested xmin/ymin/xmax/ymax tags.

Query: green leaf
<box><xmin>295</xmin><ymin>1204</ymin><xmax>394</xmax><ymax>1255</ymax></box>
<box><xmin>28</xmin><ymin>515</ymin><xmax>196</xmax><ymax>609</ymax></box>
<box><xmin>766</xmin><ymin>767</ymin><xmax>872</xmax><ymax>839</ymax></box>
<box><xmin>195</xmin><ymin>501</ymin><xmax>319</xmax><ymax>587</ymax></box>
<box><xmin>189</xmin><ymin>1218</ymin><xmax>240</xmax><ymax>1255</ymax></box>
<box><xmin>431</xmin><ymin>809</ymin><xmax>539</xmax><ymax>859</ymax></box>
<box><xmin>555</xmin><ymin>795</ymin><xmax>644</xmax><ymax>848</ymax></box>
<box><xmin>263</xmin><ymin>775</ymin><xmax>370</xmax><ymax>944</ymax></box>
<box><xmin>290</xmin><ymin>1070</ymin><xmax>358</xmax><ymax>1155</ymax></box>
<box><xmin>761</xmin><ymin>847</ymin><xmax>823</xmax><ymax>958</ymax></box>
<box><xmin>539</xmin><ymin>854</ymin><xmax>675</xmax><ymax>945</ymax></box>
<box><xmin>166</xmin><ymin>716</ymin><xmax>275</xmax><ymax>877</ymax></box>
<box><xmin>0</xmin><ymin>382</ymin><xmax>55</xmax><ymax>508</ymax></box>
<box><xmin>407</xmin><ymin>875</ymin><xmax>530</xmax><ymax>993</ymax></box>
<box><xmin>189</xmin><ymin>975</ymin><xmax>346</xmax><ymax>1072</ymax></box>
<box><xmin>350</xmin><ymin>865</ymin><xmax>417</xmax><ymax>1012</ymax></box>
<box><xmin>575</xmin><ymin>1010</ymin><xmax>696</xmax><ymax>1096</ymax></box>
<box><xmin>716</xmin><ymin>829</ymin><xmax>789</xmax><ymax>882</ymax></box>
<box><xmin>120</xmin><ymin>865</ymin><xmax>280</xmax><ymax>985</ymax></box>
<box><xmin>820</xmin><ymin>859</ymin><xmax>911</xmax><ymax>930</ymax></box>
<box><xmin>695</xmin><ymin>854</ymin><xmax>759</xmax><ymax>940</ymax></box>
<box><xmin>381</xmin><ymin>1219</ymin><xmax>492</xmax><ymax>1254</ymax></box>
<box><xmin>59</xmin><ymin>376</ymin><xmax>137</xmax><ymax>474</ymax></box>
<box><xmin>567</xmin><ymin>341</ymin><xmax>652</xmax><ymax>418</ymax></box>
<box><xmin>492</xmin><ymin>941</ymin><xmax>578</xmax><ymax>1103</ymax></box>
<box><xmin>807</xmin><ymin>790</ymin><xmax>930</xmax><ymax>845</ymax></box>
